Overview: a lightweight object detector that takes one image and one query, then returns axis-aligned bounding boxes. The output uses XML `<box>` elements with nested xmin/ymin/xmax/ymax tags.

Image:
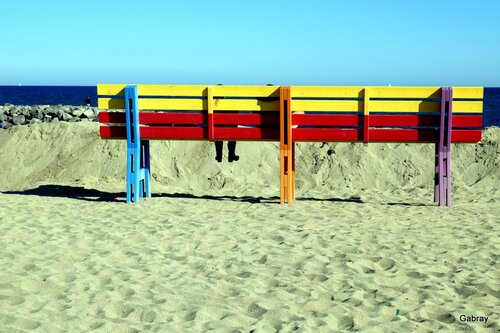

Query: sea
<box><xmin>0</xmin><ymin>86</ymin><xmax>498</xmax><ymax>127</ymax></box>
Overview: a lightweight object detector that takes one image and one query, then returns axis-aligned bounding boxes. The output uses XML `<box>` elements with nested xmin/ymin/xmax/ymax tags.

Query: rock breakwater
<box><xmin>0</xmin><ymin>104</ymin><xmax>98</xmax><ymax>129</ymax></box>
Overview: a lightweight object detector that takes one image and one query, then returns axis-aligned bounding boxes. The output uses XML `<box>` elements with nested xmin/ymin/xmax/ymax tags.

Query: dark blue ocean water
<box><xmin>0</xmin><ymin>86</ymin><xmax>499</xmax><ymax>127</ymax></box>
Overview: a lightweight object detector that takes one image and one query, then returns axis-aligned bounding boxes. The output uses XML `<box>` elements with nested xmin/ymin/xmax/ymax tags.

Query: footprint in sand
<box><xmin>8</xmin><ymin>296</ymin><xmax>25</xmax><ymax>306</ymax></box>
<box><xmin>377</xmin><ymin>258</ymin><xmax>396</xmax><ymax>271</ymax></box>
<box><xmin>407</xmin><ymin>271</ymin><xmax>429</xmax><ymax>279</ymax></box>
<box><xmin>247</xmin><ymin>303</ymin><xmax>267</xmax><ymax>318</ymax></box>
<box><xmin>184</xmin><ymin>310</ymin><xmax>197</xmax><ymax>321</ymax></box>
<box><xmin>419</xmin><ymin>306</ymin><xmax>455</xmax><ymax>324</ymax></box>
<box><xmin>305</xmin><ymin>274</ymin><xmax>329</xmax><ymax>282</ymax></box>
<box><xmin>118</xmin><ymin>286</ymin><xmax>136</xmax><ymax>298</ymax></box>
<box><xmin>258</xmin><ymin>255</ymin><xmax>267</xmax><ymax>264</ymax></box>
<box><xmin>140</xmin><ymin>310</ymin><xmax>157</xmax><ymax>323</ymax></box>
<box><xmin>15</xmin><ymin>317</ymin><xmax>41</xmax><ymax>330</ymax></box>
<box><xmin>333</xmin><ymin>315</ymin><xmax>354</xmax><ymax>330</ymax></box>
<box><xmin>236</xmin><ymin>271</ymin><xmax>252</xmax><ymax>278</ymax></box>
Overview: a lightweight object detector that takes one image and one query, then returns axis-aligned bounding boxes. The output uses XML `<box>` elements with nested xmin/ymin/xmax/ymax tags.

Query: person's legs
<box><xmin>215</xmin><ymin>141</ymin><xmax>223</xmax><ymax>162</ymax></box>
<box><xmin>228</xmin><ymin>141</ymin><xmax>239</xmax><ymax>162</ymax></box>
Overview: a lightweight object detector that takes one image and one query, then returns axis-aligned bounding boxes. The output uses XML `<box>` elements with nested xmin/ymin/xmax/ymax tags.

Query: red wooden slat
<box><xmin>292</xmin><ymin>128</ymin><xmax>482</xmax><ymax>143</ymax></box>
<box><xmin>99</xmin><ymin>111</ymin><xmax>205</xmax><ymax>124</ymax></box>
<box><xmin>369</xmin><ymin>129</ymin><xmax>438</xmax><ymax>142</ymax></box>
<box><xmin>214</xmin><ymin>113</ymin><xmax>280</xmax><ymax>126</ymax></box>
<box><xmin>293</xmin><ymin>114</ymin><xmax>360</xmax><ymax>126</ymax></box>
<box><xmin>293</xmin><ymin>129</ymin><xmax>362</xmax><ymax>141</ymax></box>
<box><xmin>291</xmin><ymin>114</ymin><xmax>482</xmax><ymax>128</ymax></box>
<box><xmin>100</xmin><ymin>126</ymin><xmax>280</xmax><ymax>141</ymax></box>
<box><xmin>213</xmin><ymin>127</ymin><xmax>279</xmax><ymax>141</ymax></box>
<box><xmin>99</xmin><ymin>112</ymin><xmax>123</xmax><ymax>123</ymax></box>
<box><xmin>371</xmin><ymin>115</ymin><xmax>438</xmax><ymax>127</ymax></box>
<box><xmin>451</xmin><ymin>130</ymin><xmax>482</xmax><ymax>142</ymax></box>
<box><xmin>141</xmin><ymin>112</ymin><xmax>205</xmax><ymax>124</ymax></box>
<box><xmin>100</xmin><ymin>126</ymin><xmax>205</xmax><ymax>140</ymax></box>
<box><xmin>452</xmin><ymin>116</ymin><xmax>482</xmax><ymax>127</ymax></box>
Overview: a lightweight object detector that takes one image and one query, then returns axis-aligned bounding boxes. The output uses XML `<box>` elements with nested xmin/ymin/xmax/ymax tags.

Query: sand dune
<box><xmin>0</xmin><ymin>123</ymin><xmax>498</xmax><ymax>332</ymax></box>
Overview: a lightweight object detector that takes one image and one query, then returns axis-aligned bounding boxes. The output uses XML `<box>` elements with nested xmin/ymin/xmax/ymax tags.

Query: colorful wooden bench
<box><xmin>98</xmin><ymin>84</ymin><xmax>483</xmax><ymax>206</ymax></box>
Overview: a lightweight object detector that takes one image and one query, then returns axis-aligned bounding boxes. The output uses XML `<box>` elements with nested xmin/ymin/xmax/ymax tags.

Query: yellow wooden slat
<box><xmin>139</xmin><ymin>98</ymin><xmax>205</xmax><ymax>110</ymax></box>
<box><xmin>292</xmin><ymin>86</ymin><xmax>364</xmax><ymax>98</ymax></box>
<box><xmin>213</xmin><ymin>99</ymin><xmax>279</xmax><ymax>111</ymax></box>
<box><xmin>97</xmin><ymin>84</ymin><xmax>126</xmax><ymax>96</ymax></box>
<box><xmin>98</xmin><ymin>98</ymin><xmax>124</xmax><ymax>109</ymax></box>
<box><xmin>98</xmin><ymin>98</ymin><xmax>206</xmax><ymax>110</ymax></box>
<box><xmin>370</xmin><ymin>101</ymin><xmax>440</xmax><ymax>113</ymax></box>
<box><xmin>452</xmin><ymin>87</ymin><xmax>483</xmax><ymax>99</ymax></box>
<box><xmin>369</xmin><ymin>100</ymin><xmax>483</xmax><ymax>113</ymax></box>
<box><xmin>213</xmin><ymin>85</ymin><xmax>280</xmax><ymax>97</ymax></box>
<box><xmin>98</xmin><ymin>84</ymin><xmax>281</xmax><ymax>98</ymax></box>
<box><xmin>453</xmin><ymin>101</ymin><xmax>483</xmax><ymax>113</ymax></box>
<box><xmin>369</xmin><ymin>87</ymin><xmax>441</xmax><ymax>98</ymax></box>
<box><xmin>98</xmin><ymin>84</ymin><xmax>208</xmax><ymax>97</ymax></box>
<box><xmin>138</xmin><ymin>85</ymin><xmax>207</xmax><ymax>96</ymax></box>
<box><xmin>291</xmin><ymin>100</ymin><xmax>362</xmax><ymax>112</ymax></box>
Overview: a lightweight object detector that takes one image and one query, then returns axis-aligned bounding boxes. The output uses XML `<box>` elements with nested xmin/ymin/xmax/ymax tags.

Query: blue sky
<box><xmin>1</xmin><ymin>0</ymin><xmax>499</xmax><ymax>86</ymax></box>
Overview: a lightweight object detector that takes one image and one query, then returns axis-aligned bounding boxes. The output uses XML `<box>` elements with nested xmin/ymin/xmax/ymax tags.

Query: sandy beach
<box><xmin>0</xmin><ymin>122</ymin><xmax>498</xmax><ymax>332</ymax></box>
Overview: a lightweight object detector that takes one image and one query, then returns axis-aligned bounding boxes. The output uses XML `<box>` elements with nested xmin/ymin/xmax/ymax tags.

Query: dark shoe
<box><xmin>227</xmin><ymin>141</ymin><xmax>238</xmax><ymax>162</ymax></box>
<box><xmin>228</xmin><ymin>154</ymin><xmax>239</xmax><ymax>162</ymax></box>
<box><xmin>215</xmin><ymin>141</ymin><xmax>223</xmax><ymax>163</ymax></box>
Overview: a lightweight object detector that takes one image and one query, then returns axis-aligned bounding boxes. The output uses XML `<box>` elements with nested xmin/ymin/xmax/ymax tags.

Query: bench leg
<box><xmin>127</xmin><ymin>145</ymin><xmax>141</xmax><ymax>203</ymax></box>
<box><xmin>141</xmin><ymin>140</ymin><xmax>151</xmax><ymax>198</ymax></box>
<box><xmin>436</xmin><ymin>87</ymin><xmax>453</xmax><ymax>207</ymax></box>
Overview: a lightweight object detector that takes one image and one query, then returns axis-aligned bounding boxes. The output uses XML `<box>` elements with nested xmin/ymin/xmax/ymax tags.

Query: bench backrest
<box><xmin>290</xmin><ymin>86</ymin><xmax>483</xmax><ymax>143</ymax></box>
<box><xmin>98</xmin><ymin>84</ymin><xmax>483</xmax><ymax>143</ymax></box>
<box><xmin>98</xmin><ymin>84</ymin><xmax>281</xmax><ymax>141</ymax></box>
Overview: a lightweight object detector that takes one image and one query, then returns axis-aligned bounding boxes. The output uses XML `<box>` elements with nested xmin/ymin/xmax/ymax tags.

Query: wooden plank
<box><xmin>292</xmin><ymin>128</ymin><xmax>481</xmax><ymax>143</ymax></box>
<box><xmin>453</xmin><ymin>87</ymin><xmax>483</xmax><ymax>99</ymax></box>
<box><xmin>289</xmin><ymin>114</ymin><xmax>482</xmax><ymax>128</ymax></box>
<box><xmin>100</xmin><ymin>126</ymin><xmax>206</xmax><ymax>140</ymax></box>
<box><xmin>453</xmin><ymin>101</ymin><xmax>483</xmax><ymax>113</ymax></box>
<box><xmin>369</xmin><ymin>115</ymin><xmax>482</xmax><ymax>128</ymax></box>
<box><xmin>98</xmin><ymin>98</ymin><xmax>206</xmax><ymax>111</ymax></box>
<box><xmin>98</xmin><ymin>84</ymin><xmax>208</xmax><ymax>97</ymax></box>
<box><xmin>214</xmin><ymin>127</ymin><xmax>280</xmax><ymax>141</ymax></box>
<box><xmin>101</xmin><ymin>125</ymin><xmax>480</xmax><ymax>142</ymax></box>
<box><xmin>213</xmin><ymin>99</ymin><xmax>279</xmax><ymax>111</ymax></box>
<box><xmin>293</xmin><ymin>114</ymin><xmax>360</xmax><ymax>126</ymax></box>
<box><xmin>292</xmin><ymin>86</ymin><xmax>364</xmax><ymax>98</ymax></box>
<box><xmin>98</xmin><ymin>84</ymin><xmax>484</xmax><ymax>100</ymax></box>
<box><xmin>98</xmin><ymin>84</ymin><xmax>282</xmax><ymax>98</ymax></box>
<box><xmin>99</xmin><ymin>111</ymin><xmax>205</xmax><ymax>124</ymax></box>
<box><xmin>369</xmin><ymin>87</ymin><xmax>441</xmax><ymax>98</ymax></box>
<box><xmin>98</xmin><ymin>98</ymin><xmax>124</xmax><ymax>109</ymax></box>
<box><xmin>370</xmin><ymin>101</ymin><xmax>440</xmax><ymax>113</ymax></box>
<box><xmin>293</xmin><ymin>128</ymin><xmax>361</xmax><ymax>141</ymax></box>
<box><xmin>100</xmin><ymin>112</ymin><xmax>482</xmax><ymax>128</ymax></box>
<box><xmin>292</xmin><ymin>100</ymin><xmax>362</xmax><ymax>112</ymax></box>
<box><xmin>97</xmin><ymin>84</ymin><xmax>126</xmax><ymax>96</ymax></box>
<box><xmin>213</xmin><ymin>85</ymin><xmax>280</xmax><ymax>97</ymax></box>
<box><xmin>215</xmin><ymin>113</ymin><xmax>280</xmax><ymax>126</ymax></box>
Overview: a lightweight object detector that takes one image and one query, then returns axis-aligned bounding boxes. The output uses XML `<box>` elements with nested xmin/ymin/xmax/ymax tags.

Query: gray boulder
<box><xmin>1</xmin><ymin>121</ymin><xmax>13</xmax><ymax>129</ymax></box>
<box><xmin>29</xmin><ymin>118</ymin><xmax>42</xmax><ymax>125</ymax></box>
<box><xmin>83</xmin><ymin>109</ymin><xmax>95</xmax><ymax>119</ymax></box>
<box><xmin>71</xmin><ymin>108</ymin><xmax>84</xmax><ymax>117</ymax></box>
<box><xmin>13</xmin><ymin>114</ymin><xmax>26</xmax><ymax>125</ymax></box>
<box><xmin>61</xmin><ymin>112</ymin><xmax>73</xmax><ymax>121</ymax></box>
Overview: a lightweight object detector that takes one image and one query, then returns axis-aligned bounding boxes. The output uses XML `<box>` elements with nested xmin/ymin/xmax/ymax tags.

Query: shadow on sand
<box><xmin>2</xmin><ymin>184</ymin><xmax>369</xmax><ymax>205</ymax></box>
